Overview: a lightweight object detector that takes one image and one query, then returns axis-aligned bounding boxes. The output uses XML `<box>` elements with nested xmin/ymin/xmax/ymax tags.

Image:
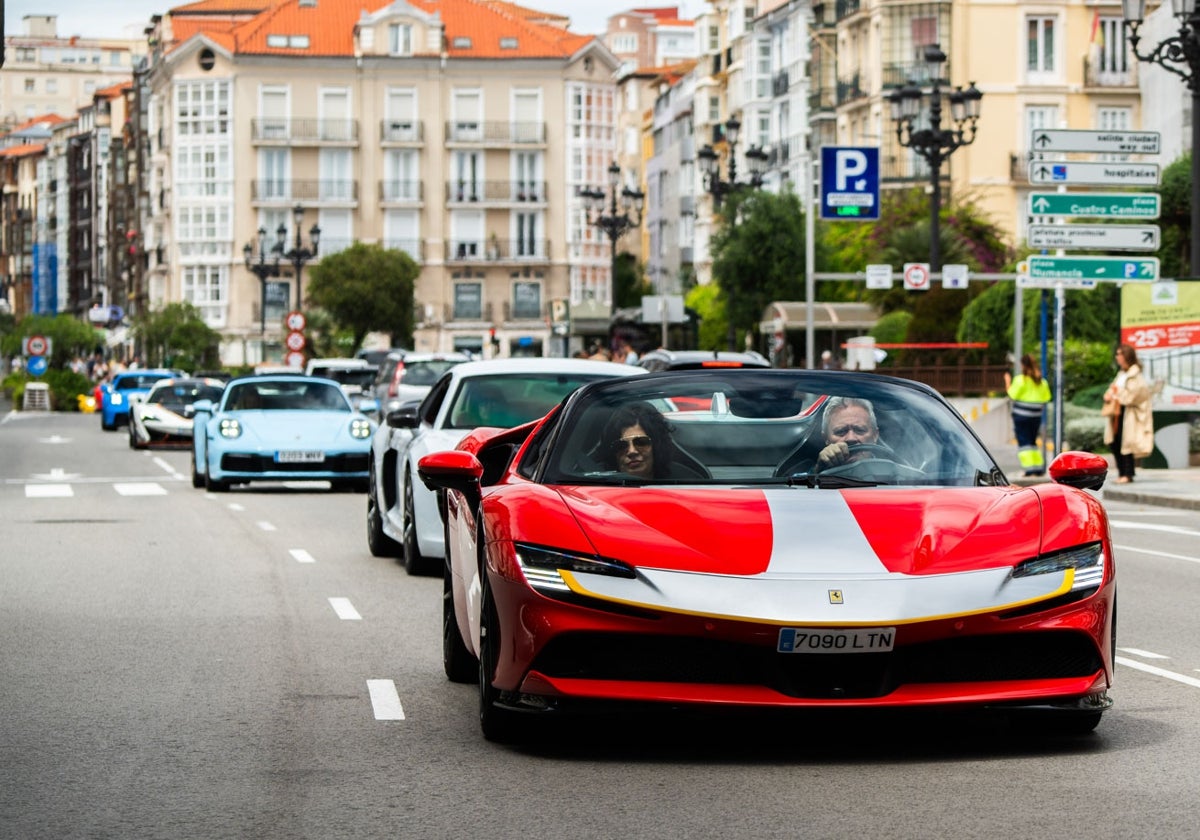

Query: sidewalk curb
<box><xmin>1100</xmin><ymin>486</ymin><xmax>1200</xmax><ymax>511</ymax></box>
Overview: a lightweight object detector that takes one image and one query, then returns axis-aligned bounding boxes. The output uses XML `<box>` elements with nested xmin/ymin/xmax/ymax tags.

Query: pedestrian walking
<box><xmin>1004</xmin><ymin>353</ymin><xmax>1052</xmax><ymax>476</ymax></box>
<box><xmin>1102</xmin><ymin>343</ymin><xmax>1153</xmax><ymax>483</ymax></box>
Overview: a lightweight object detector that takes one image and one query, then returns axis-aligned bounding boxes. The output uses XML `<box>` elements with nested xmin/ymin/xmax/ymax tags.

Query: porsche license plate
<box><xmin>276</xmin><ymin>450</ymin><xmax>325</xmax><ymax>463</ymax></box>
<box><xmin>777</xmin><ymin>627</ymin><xmax>895</xmax><ymax>654</ymax></box>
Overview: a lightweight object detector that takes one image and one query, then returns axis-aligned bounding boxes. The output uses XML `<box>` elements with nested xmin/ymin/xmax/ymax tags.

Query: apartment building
<box><xmin>604</xmin><ymin>6</ymin><xmax>698</xmax><ymax>78</ymax></box>
<box><xmin>137</xmin><ymin>0</ymin><xmax>621</xmax><ymax>365</ymax></box>
<box><xmin>1</xmin><ymin>15</ymin><xmax>141</xmax><ymax>129</ymax></box>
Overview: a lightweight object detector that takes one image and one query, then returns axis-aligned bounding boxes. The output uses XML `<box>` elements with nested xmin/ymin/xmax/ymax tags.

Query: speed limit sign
<box><xmin>285</xmin><ymin>331</ymin><xmax>307</xmax><ymax>352</ymax></box>
<box><xmin>284</xmin><ymin>351</ymin><xmax>306</xmax><ymax>369</ymax></box>
<box><xmin>902</xmin><ymin>263</ymin><xmax>931</xmax><ymax>291</ymax></box>
<box><xmin>23</xmin><ymin>335</ymin><xmax>49</xmax><ymax>356</ymax></box>
<box><xmin>285</xmin><ymin>311</ymin><xmax>306</xmax><ymax>332</ymax></box>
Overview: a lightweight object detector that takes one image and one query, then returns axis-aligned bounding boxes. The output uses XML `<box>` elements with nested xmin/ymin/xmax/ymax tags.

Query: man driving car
<box><xmin>817</xmin><ymin>396</ymin><xmax>881</xmax><ymax>469</ymax></box>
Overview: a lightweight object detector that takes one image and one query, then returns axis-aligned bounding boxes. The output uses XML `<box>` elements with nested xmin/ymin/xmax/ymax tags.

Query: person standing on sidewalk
<box><xmin>1005</xmin><ymin>353</ymin><xmax>1052</xmax><ymax>476</ymax></box>
<box><xmin>1103</xmin><ymin>343</ymin><xmax>1153</xmax><ymax>483</ymax></box>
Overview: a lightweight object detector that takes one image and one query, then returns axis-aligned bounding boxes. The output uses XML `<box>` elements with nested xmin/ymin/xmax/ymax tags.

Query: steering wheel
<box><xmin>817</xmin><ymin>443</ymin><xmax>925</xmax><ymax>482</ymax></box>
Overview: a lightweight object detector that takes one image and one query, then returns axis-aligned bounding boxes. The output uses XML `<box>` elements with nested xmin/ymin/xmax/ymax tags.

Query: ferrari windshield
<box><xmin>539</xmin><ymin>371</ymin><xmax>1003</xmax><ymax>487</ymax></box>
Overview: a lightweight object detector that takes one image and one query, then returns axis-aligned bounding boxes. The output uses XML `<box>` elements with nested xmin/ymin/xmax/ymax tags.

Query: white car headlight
<box><xmin>349</xmin><ymin>418</ymin><xmax>373</xmax><ymax>439</ymax></box>
<box><xmin>219</xmin><ymin>418</ymin><xmax>242</xmax><ymax>438</ymax></box>
<box><xmin>1013</xmin><ymin>542</ymin><xmax>1105</xmax><ymax>591</ymax></box>
<box><xmin>112</xmin><ymin>394</ymin><xmax>124</xmax><ymax>405</ymax></box>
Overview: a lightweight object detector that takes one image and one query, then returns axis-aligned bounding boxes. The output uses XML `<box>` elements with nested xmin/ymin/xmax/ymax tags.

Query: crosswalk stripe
<box><xmin>25</xmin><ymin>484</ymin><xmax>74</xmax><ymax>497</ymax></box>
<box><xmin>114</xmin><ymin>482</ymin><xmax>168</xmax><ymax>496</ymax></box>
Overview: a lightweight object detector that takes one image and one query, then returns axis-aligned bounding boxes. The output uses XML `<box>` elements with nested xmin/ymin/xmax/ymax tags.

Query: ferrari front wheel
<box><xmin>478</xmin><ymin>569</ymin><xmax>524</xmax><ymax>743</ymax></box>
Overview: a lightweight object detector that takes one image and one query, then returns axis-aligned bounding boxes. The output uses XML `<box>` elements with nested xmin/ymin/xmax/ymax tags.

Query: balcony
<box><xmin>445</xmin><ymin>301</ymin><xmax>495</xmax><ymax>324</ymax></box>
<box><xmin>503</xmin><ymin>300</ymin><xmax>545</xmax><ymax>322</ymax></box>
<box><xmin>445</xmin><ymin>238</ymin><xmax>550</xmax><ymax>263</ymax></box>
<box><xmin>882</xmin><ymin>60</ymin><xmax>943</xmax><ymax>90</ymax></box>
<box><xmin>836</xmin><ymin>0</ymin><xmax>861</xmax><ymax>19</ymax></box>
<box><xmin>444</xmin><ymin>121</ymin><xmax>547</xmax><ymax>145</ymax></box>
<box><xmin>1083</xmin><ymin>56</ymin><xmax>1137</xmax><ymax>89</ymax></box>
<box><xmin>251</xmin><ymin>180</ymin><xmax>360</xmax><ymax>203</ymax></box>
<box><xmin>382</xmin><ymin>239</ymin><xmax>424</xmax><ymax>262</ymax></box>
<box><xmin>250</xmin><ymin>118</ymin><xmax>360</xmax><ymax>145</ymax></box>
<box><xmin>445</xmin><ymin>180</ymin><xmax>547</xmax><ymax>204</ymax></box>
<box><xmin>379</xmin><ymin>119</ymin><xmax>424</xmax><ymax>144</ymax></box>
<box><xmin>379</xmin><ymin>180</ymin><xmax>424</xmax><ymax>203</ymax></box>
<box><xmin>836</xmin><ymin>73</ymin><xmax>867</xmax><ymax>106</ymax></box>
<box><xmin>879</xmin><ymin>153</ymin><xmax>945</xmax><ymax>185</ymax></box>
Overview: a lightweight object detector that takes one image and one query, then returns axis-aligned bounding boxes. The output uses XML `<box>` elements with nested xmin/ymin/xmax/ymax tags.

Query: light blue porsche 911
<box><xmin>190</xmin><ymin>374</ymin><xmax>377</xmax><ymax>493</ymax></box>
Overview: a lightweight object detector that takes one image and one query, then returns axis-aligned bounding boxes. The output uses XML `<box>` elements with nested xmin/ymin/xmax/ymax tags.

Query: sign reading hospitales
<box><xmin>1028</xmin><ymin>161</ymin><xmax>1160</xmax><ymax>187</ymax></box>
<box><xmin>820</xmin><ymin>147</ymin><xmax>880</xmax><ymax>220</ymax></box>
<box><xmin>1030</xmin><ymin>129</ymin><xmax>1161</xmax><ymax>155</ymax></box>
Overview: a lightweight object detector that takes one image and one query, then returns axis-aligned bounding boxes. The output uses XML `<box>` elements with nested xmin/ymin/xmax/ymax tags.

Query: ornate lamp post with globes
<box><xmin>243</xmin><ymin>227</ymin><xmax>281</xmax><ymax>337</ymax></box>
<box><xmin>581</xmin><ymin>162</ymin><xmax>645</xmax><ymax>317</ymax></box>
<box><xmin>886</xmin><ymin>44</ymin><xmax>982</xmax><ymax>272</ymax></box>
<box><xmin>279</xmin><ymin>203</ymin><xmax>321</xmax><ymax>312</ymax></box>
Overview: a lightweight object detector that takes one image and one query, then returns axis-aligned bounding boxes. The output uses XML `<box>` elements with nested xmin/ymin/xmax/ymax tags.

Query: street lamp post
<box><xmin>279</xmin><ymin>204</ymin><xmax>321</xmax><ymax>312</ymax></box>
<box><xmin>582</xmin><ymin>161</ymin><xmax>645</xmax><ymax>318</ymax></box>
<box><xmin>887</xmin><ymin>44</ymin><xmax>982</xmax><ymax>272</ymax></box>
<box><xmin>1123</xmin><ymin>0</ymin><xmax>1200</xmax><ymax>276</ymax></box>
<box><xmin>698</xmin><ymin>117</ymin><xmax>770</xmax><ymax>349</ymax></box>
<box><xmin>243</xmin><ymin>227</ymin><xmax>281</xmax><ymax>336</ymax></box>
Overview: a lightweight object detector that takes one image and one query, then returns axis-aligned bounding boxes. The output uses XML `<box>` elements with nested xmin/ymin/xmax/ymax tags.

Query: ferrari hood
<box><xmin>553</xmin><ymin>485</ymin><xmax>1063</xmax><ymax>625</ymax></box>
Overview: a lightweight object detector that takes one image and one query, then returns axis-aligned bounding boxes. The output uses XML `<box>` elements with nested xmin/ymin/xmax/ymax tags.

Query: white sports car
<box><xmin>366</xmin><ymin>357</ymin><xmax>642</xmax><ymax>574</ymax></box>
<box><xmin>128</xmin><ymin>377</ymin><xmax>227</xmax><ymax>449</ymax></box>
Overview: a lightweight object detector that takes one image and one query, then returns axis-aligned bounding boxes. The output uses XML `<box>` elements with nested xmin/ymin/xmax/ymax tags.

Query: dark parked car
<box><xmin>637</xmin><ymin>349</ymin><xmax>770</xmax><ymax>372</ymax></box>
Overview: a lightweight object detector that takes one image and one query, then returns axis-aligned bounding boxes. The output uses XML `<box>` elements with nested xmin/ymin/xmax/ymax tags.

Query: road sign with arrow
<box><xmin>1028</xmin><ymin>161</ymin><xmax>1160</xmax><ymax>187</ymax></box>
<box><xmin>1030</xmin><ymin>129</ymin><xmax>1160</xmax><ymax>155</ymax></box>
<box><xmin>1027</xmin><ymin>224</ymin><xmax>1161</xmax><ymax>252</ymax></box>
<box><xmin>1028</xmin><ymin>192</ymin><xmax>1160</xmax><ymax>219</ymax></box>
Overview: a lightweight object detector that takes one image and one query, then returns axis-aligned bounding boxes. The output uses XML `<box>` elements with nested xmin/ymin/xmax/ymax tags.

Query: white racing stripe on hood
<box><xmin>762</xmin><ymin>489</ymin><xmax>888</xmax><ymax>576</ymax></box>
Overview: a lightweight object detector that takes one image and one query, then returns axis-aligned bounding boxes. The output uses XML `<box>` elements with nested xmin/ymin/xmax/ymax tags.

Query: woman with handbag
<box><xmin>1102</xmin><ymin>343</ymin><xmax>1153</xmax><ymax>483</ymax></box>
<box><xmin>1004</xmin><ymin>353</ymin><xmax>1052</xmax><ymax>476</ymax></box>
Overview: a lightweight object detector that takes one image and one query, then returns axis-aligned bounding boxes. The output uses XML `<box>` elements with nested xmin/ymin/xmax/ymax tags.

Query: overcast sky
<box><xmin>6</xmin><ymin>1</ymin><xmax>703</xmax><ymax>40</ymax></box>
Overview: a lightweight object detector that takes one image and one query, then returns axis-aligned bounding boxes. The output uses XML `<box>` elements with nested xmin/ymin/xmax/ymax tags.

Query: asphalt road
<box><xmin>3</xmin><ymin>410</ymin><xmax>1200</xmax><ymax>839</ymax></box>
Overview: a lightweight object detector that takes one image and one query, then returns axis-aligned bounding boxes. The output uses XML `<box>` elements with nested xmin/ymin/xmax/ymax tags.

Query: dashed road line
<box><xmin>1118</xmin><ymin>647</ymin><xmax>1169</xmax><ymax>660</ymax></box>
<box><xmin>1114</xmin><ymin>543</ymin><xmax>1200</xmax><ymax>565</ymax></box>
<box><xmin>25</xmin><ymin>484</ymin><xmax>73</xmax><ymax>497</ymax></box>
<box><xmin>289</xmin><ymin>549</ymin><xmax>315</xmax><ymax>564</ymax></box>
<box><xmin>114</xmin><ymin>482</ymin><xmax>168</xmax><ymax>496</ymax></box>
<box><xmin>367</xmin><ymin>679</ymin><xmax>405</xmax><ymax>720</ymax></box>
<box><xmin>329</xmin><ymin>598</ymin><xmax>362</xmax><ymax>620</ymax></box>
<box><xmin>257</xmin><ymin>521</ymin><xmax>276</xmax><ymax>532</ymax></box>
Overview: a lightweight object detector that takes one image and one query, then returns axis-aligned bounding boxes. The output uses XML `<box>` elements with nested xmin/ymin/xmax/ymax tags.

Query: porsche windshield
<box><xmin>541</xmin><ymin>371</ymin><xmax>1001</xmax><ymax>487</ymax></box>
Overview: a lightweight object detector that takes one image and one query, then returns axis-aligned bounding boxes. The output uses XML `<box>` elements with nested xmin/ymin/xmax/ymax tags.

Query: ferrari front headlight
<box><xmin>349</xmin><ymin>418</ymin><xmax>373</xmax><ymax>439</ymax></box>
<box><xmin>514</xmin><ymin>543</ymin><xmax>636</xmax><ymax>595</ymax></box>
<box><xmin>1013</xmin><ymin>542</ymin><xmax>1105</xmax><ymax>591</ymax></box>
<box><xmin>219</xmin><ymin>418</ymin><xmax>242</xmax><ymax>438</ymax></box>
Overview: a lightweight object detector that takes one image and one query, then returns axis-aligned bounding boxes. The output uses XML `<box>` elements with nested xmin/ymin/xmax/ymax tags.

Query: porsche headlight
<box><xmin>514</xmin><ymin>543</ymin><xmax>636</xmax><ymax>595</ymax></box>
<box><xmin>1013</xmin><ymin>542</ymin><xmax>1105</xmax><ymax>591</ymax></box>
<box><xmin>349</xmin><ymin>418</ymin><xmax>373</xmax><ymax>439</ymax></box>
<box><xmin>219</xmin><ymin>418</ymin><xmax>242</xmax><ymax>438</ymax></box>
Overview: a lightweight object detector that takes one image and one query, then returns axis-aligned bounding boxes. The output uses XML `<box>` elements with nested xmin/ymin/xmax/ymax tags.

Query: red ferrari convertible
<box><xmin>418</xmin><ymin>370</ymin><xmax>1114</xmax><ymax>742</ymax></box>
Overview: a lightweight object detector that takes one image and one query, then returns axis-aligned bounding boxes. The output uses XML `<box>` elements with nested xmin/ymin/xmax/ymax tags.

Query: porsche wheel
<box><xmin>444</xmin><ymin>555</ymin><xmax>476</xmax><ymax>683</ymax></box>
<box><xmin>190</xmin><ymin>453</ymin><xmax>205</xmax><ymax>488</ymax></box>
<box><xmin>366</xmin><ymin>466</ymin><xmax>401</xmax><ymax>558</ymax></box>
<box><xmin>402</xmin><ymin>471</ymin><xmax>436</xmax><ymax>576</ymax></box>
<box><xmin>478</xmin><ymin>569</ymin><xmax>523</xmax><ymax>743</ymax></box>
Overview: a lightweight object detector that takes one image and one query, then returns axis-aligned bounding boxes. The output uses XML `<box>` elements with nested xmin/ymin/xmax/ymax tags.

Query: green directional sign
<box><xmin>1028</xmin><ymin>192</ymin><xmax>1160</xmax><ymax>219</ymax></box>
<box><xmin>1027</xmin><ymin>255</ymin><xmax>1159</xmax><ymax>283</ymax></box>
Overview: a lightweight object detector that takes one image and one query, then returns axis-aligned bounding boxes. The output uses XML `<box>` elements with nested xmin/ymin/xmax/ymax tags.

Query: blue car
<box><xmin>190</xmin><ymin>375</ymin><xmax>377</xmax><ymax>493</ymax></box>
<box><xmin>100</xmin><ymin>370</ymin><xmax>183</xmax><ymax>431</ymax></box>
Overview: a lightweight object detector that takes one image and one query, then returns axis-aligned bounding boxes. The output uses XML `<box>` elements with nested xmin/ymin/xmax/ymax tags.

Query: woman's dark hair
<box><xmin>1116</xmin><ymin>343</ymin><xmax>1139</xmax><ymax>368</ymax></box>
<box><xmin>600</xmin><ymin>401</ymin><xmax>675</xmax><ymax>478</ymax></box>
<box><xmin>1020</xmin><ymin>353</ymin><xmax>1042</xmax><ymax>384</ymax></box>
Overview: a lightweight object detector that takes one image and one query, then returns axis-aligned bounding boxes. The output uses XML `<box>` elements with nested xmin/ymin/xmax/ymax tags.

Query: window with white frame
<box><xmin>320</xmin><ymin>87</ymin><xmax>351</xmax><ymax>142</ymax></box>
<box><xmin>612</xmin><ymin>33</ymin><xmax>637</xmax><ymax>53</ymax></box>
<box><xmin>755</xmin><ymin>39</ymin><xmax>771</xmax><ymax>98</ymax></box>
<box><xmin>452</xmin><ymin>89</ymin><xmax>483</xmax><ymax>141</ymax></box>
<box><xmin>384</xmin><ymin>209</ymin><xmax>420</xmax><ymax>260</ymax></box>
<box><xmin>260</xmin><ymin>85</ymin><xmax>288</xmax><ymax>139</ymax></box>
<box><xmin>514</xmin><ymin>211</ymin><xmax>541</xmax><ymax>257</ymax></box>
<box><xmin>259</xmin><ymin>149</ymin><xmax>289</xmax><ymax>200</ymax></box>
<box><xmin>453</xmin><ymin>151</ymin><xmax>481</xmax><ymax>201</ymax></box>
<box><xmin>1025</xmin><ymin>105</ymin><xmax>1060</xmax><ymax>147</ymax></box>
<box><xmin>181</xmin><ymin>265</ymin><xmax>226</xmax><ymax>327</ymax></box>
<box><xmin>384</xmin><ymin>149</ymin><xmax>419</xmax><ymax>201</ymax></box>
<box><xmin>708</xmin><ymin>24</ymin><xmax>720</xmax><ymax>52</ymax></box>
<box><xmin>514</xmin><ymin>151</ymin><xmax>541</xmax><ymax>201</ymax></box>
<box><xmin>1026</xmin><ymin>16</ymin><xmax>1056</xmax><ymax>81</ymax></box>
<box><xmin>453</xmin><ymin>280</ymin><xmax>483</xmax><ymax>320</ymax></box>
<box><xmin>317</xmin><ymin>209</ymin><xmax>352</xmax><ymax>255</ymax></box>
<box><xmin>1097</xmin><ymin>17</ymin><xmax>1129</xmax><ymax>75</ymax></box>
<box><xmin>389</xmin><ymin>23</ymin><xmax>413</xmax><ymax>56</ymax></box>
<box><xmin>319</xmin><ymin>149</ymin><xmax>353</xmax><ymax>201</ymax></box>
<box><xmin>175</xmin><ymin>144</ymin><xmax>232</xmax><ymax>198</ymax></box>
<box><xmin>1097</xmin><ymin>107</ymin><xmax>1132</xmax><ymax>161</ymax></box>
<box><xmin>385</xmin><ymin>87</ymin><xmax>418</xmax><ymax>141</ymax></box>
<box><xmin>175</xmin><ymin>80</ymin><xmax>230</xmax><ymax>136</ymax></box>
<box><xmin>511</xmin><ymin>279</ymin><xmax>542</xmax><ymax>320</ymax></box>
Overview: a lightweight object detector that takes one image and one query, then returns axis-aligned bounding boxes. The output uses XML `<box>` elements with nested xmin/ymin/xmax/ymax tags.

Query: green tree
<box><xmin>711</xmin><ymin>189</ymin><xmax>808</xmax><ymax>350</ymax></box>
<box><xmin>305</xmin><ymin>242</ymin><xmax>419</xmax><ymax>351</ymax></box>
<box><xmin>0</xmin><ymin>312</ymin><xmax>104</xmax><ymax>368</ymax></box>
<box><xmin>131</xmin><ymin>303</ymin><xmax>221</xmax><ymax>370</ymax></box>
<box><xmin>684</xmin><ymin>282</ymin><xmax>727</xmax><ymax>351</ymax></box>
<box><xmin>1158</xmin><ymin>152</ymin><xmax>1191</xmax><ymax>278</ymax></box>
<box><xmin>614</xmin><ymin>251</ymin><xmax>654</xmax><ymax>309</ymax></box>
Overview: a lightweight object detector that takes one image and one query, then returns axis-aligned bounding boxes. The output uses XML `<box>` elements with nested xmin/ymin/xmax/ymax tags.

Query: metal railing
<box><xmin>445</xmin><ymin>239</ymin><xmax>550</xmax><ymax>262</ymax></box>
<box><xmin>444</xmin><ymin>180</ymin><xmax>547</xmax><ymax>203</ymax></box>
<box><xmin>250</xmin><ymin>118</ymin><xmax>360</xmax><ymax>143</ymax></box>
<box><xmin>444</xmin><ymin>121</ymin><xmax>546</xmax><ymax>144</ymax></box>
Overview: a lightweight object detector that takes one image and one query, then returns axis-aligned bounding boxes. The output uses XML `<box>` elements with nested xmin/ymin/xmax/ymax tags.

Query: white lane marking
<box><xmin>114</xmin><ymin>482</ymin><xmax>168</xmax><ymax>496</ymax></box>
<box><xmin>31</xmin><ymin>468</ymin><xmax>80</xmax><ymax>480</ymax></box>
<box><xmin>367</xmin><ymin>679</ymin><xmax>406</xmax><ymax>720</ymax></box>
<box><xmin>37</xmin><ymin>435</ymin><xmax>71</xmax><ymax>444</ymax></box>
<box><xmin>257</xmin><ymin>521</ymin><xmax>276</xmax><ymax>532</ymax></box>
<box><xmin>329</xmin><ymin>598</ymin><xmax>362</xmax><ymax>620</ymax></box>
<box><xmin>1117</xmin><ymin>647</ymin><xmax>1169</xmax><ymax>660</ymax></box>
<box><xmin>1115</xmin><ymin>543</ymin><xmax>1200</xmax><ymax>566</ymax></box>
<box><xmin>228</xmin><ymin>503</ymin><xmax>245</xmax><ymax>511</ymax></box>
<box><xmin>25</xmin><ymin>484</ymin><xmax>74</xmax><ymax>497</ymax></box>
<box><xmin>1117</xmin><ymin>656</ymin><xmax>1200</xmax><ymax>690</ymax></box>
<box><xmin>152</xmin><ymin>456</ymin><xmax>184</xmax><ymax>479</ymax></box>
<box><xmin>1110</xmin><ymin>520</ymin><xmax>1200</xmax><ymax>537</ymax></box>
<box><xmin>290</xmin><ymin>549</ymin><xmax>315</xmax><ymax>564</ymax></box>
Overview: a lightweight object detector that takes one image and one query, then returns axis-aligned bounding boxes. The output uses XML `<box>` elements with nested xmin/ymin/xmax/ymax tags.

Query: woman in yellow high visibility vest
<box><xmin>1004</xmin><ymin>353</ymin><xmax>1052</xmax><ymax>476</ymax></box>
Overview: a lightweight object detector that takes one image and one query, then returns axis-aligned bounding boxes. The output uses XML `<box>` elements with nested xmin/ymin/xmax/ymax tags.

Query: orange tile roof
<box><xmin>170</xmin><ymin>0</ymin><xmax>596</xmax><ymax>59</ymax></box>
<box><xmin>170</xmin><ymin>0</ymin><xmax>273</xmax><ymax>13</ymax></box>
<box><xmin>8</xmin><ymin>114</ymin><xmax>71</xmax><ymax>133</ymax></box>
<box><xmin>631</xmin><ymin>6</ymin><xmax>682</xmax><ymax>21</ymax></box>
<box><xmin>0</xmin><ymin>144</ymin><xmax>48</xmax><ymax>158</ymax></box>
<box><xmin>95</xmin><ymin>81</ymin><xmax>135</xmax><ymax>100</ymax></box>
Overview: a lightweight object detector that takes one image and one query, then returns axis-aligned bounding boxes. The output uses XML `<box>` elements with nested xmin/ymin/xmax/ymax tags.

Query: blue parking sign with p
<box><xmin>820</xmin><ymin>146</ymin><xmax>880</xmax><ymax>221</ymax></box>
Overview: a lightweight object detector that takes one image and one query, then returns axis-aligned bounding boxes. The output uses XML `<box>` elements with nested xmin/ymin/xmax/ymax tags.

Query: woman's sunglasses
<box><xmin>612</xmin><ymin>435</ymin><xmax>652</xmax><ymax>453</ymax></box>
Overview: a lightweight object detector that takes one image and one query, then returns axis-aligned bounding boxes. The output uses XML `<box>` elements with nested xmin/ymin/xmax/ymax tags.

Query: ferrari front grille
<box><xmin>531</xmin><ymin>631</ymin><xmax>1103</xmax><ymax>700</ymax></box>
